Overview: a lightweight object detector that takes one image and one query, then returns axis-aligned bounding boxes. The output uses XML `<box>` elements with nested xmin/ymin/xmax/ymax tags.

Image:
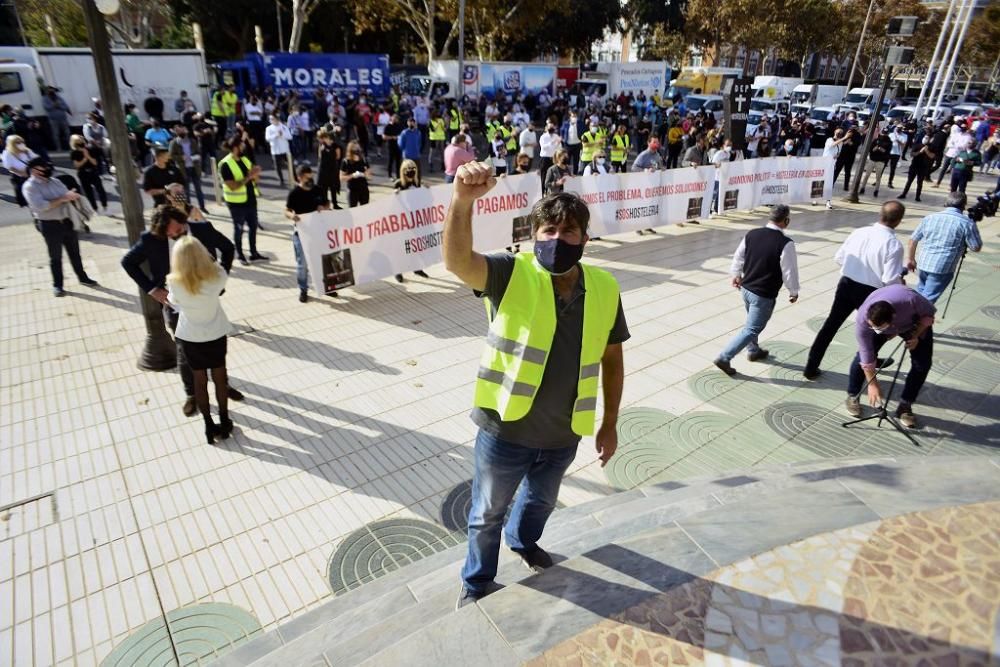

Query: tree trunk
<box><xmin>289</xmin><ymin>8</ymin><xmax>304</xmax><ymax>52</ymax></box>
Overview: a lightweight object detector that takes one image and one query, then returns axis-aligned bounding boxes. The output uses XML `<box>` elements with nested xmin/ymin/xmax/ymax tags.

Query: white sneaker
<box><xmin>826</xmin><ymin>201</ymin><xmax>833</xmax><ymax>210</ymax></box>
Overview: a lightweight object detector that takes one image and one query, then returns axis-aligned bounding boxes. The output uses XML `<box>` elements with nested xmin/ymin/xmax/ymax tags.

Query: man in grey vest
<box><xmin>714</xmin><ymin>204</ymin><xmax>800</xmax><ymax>375</ymax></box>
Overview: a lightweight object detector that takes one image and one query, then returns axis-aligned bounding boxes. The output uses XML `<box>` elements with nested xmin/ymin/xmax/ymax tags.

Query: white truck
<box><xmin>576</xmin><ymin>61</ymin><xmax>669</xmax><ymax>100</ymax></box>
<box><xmin>752</xmin><ymin>76</ymin><xmax>803</xmax><ymax>100</ymax></box>
<box><xmin>838</xmin><ymin>87</ymin><xmax>879</xmax><ymax>112</ymax></box>
<box><xmin>0</xmin><ymin>46</ymin><xmax>211</xmax><ymax>127</ymax></box>
<box><xmin>425</xmin><ymin>60</ymin><xmax>557</xmax><ymax>101</ymax></box>
<box><xmin>790</xmin><ymin>84</ymin><xmax>847</xmax><ymax>109</ymax></box>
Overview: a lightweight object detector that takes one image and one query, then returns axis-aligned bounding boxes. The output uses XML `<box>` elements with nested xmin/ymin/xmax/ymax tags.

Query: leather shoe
<box><xmin>713</xmin><ymin>358</ymin><xmax>736</xmax><ymax>376</ymax></box>
<box><xmin>803</xmin><ymin>367</ymin><xmax>821</xmax><ymax>380</ymax></box>
<box><xmin>747</xmin><ymin>349</ymin><xmax>769</xmax><ymax>362</ymax></box>
<box><xmin>182</xmin><ymin>396</ymin><xmax>197</xmax><ymax>417</ymax></box>
<box><xmin>229</xmin><ymin>387</ymin><xmax>245</xmax><ymax>401</ymax></box>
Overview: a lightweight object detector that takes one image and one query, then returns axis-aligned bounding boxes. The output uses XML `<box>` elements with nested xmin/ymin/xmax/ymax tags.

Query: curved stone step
<box><xmin>209</xmin><ymin>455</ymin><xmax>1000</xmax><ymax>666</ymax></box>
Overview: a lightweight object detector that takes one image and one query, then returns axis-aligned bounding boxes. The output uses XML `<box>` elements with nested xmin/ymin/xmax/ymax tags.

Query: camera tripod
<box><xmin>842</xmin><ymin>338</ymin><xmax>920</xmax><ymax>447</ymax></box>
<box><xmin>940</xmin><ymin>250</ymin><xmax>966</xmax><ymax>320</ymax></box>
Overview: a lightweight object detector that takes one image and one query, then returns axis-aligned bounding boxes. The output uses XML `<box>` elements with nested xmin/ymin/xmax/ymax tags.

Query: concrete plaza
<box><xmin>1</xmin><ymin>165</ymin><xmax>998</xmax><ymax>665</ymax></box>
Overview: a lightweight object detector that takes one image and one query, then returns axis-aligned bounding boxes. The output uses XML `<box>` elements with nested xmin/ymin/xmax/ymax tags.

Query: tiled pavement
<box><xmin>1</xmin><ymin>167</ymin><xmax>998</xmax><ymax>665</ymax></box>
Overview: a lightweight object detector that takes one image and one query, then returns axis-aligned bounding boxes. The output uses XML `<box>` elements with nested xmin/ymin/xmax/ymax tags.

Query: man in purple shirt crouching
<box><xmin>846</xmin><ymin>283</ymin><xmax>936</xmax><ymax>428</ymax></box>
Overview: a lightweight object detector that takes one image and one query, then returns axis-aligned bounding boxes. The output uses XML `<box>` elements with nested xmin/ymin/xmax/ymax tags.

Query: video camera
<box><xmin>968</xmin><ymin>192</ymin><xmax>999</xmax><ymax>223</ymax></box>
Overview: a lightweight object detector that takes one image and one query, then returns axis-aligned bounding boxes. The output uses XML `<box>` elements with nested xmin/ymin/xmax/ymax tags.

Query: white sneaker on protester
<box><xmin>826</xmin><ymin>201</ymin><xmax>833</xmax><ymax>210</ymax></box>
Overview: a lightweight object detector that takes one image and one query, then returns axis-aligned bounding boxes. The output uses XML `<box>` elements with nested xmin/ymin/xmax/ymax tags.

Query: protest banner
<box><xmin>564</xmin><ymin>166</ymin><xmax>715</xmax><ymax>235</ymax></box>
<box><xmin>297</xmin><ymin>173</ymin><xmax>540</xmax><ymax>295</ymax></box>
<box><xmin>716</xmin><ymin>156</ymin><xmax>835</xmax><ymax>212</ymax></box>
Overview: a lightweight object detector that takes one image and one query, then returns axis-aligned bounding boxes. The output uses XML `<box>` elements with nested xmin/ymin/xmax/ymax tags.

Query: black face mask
<box><xmin>404</xmin><ymin>170</ymin><xmax>416</xmax><ymax>178</ymax></box>
<box><xmin>534</xmin><ymin>237</ymin><xmax>583</xmax><ymax>275</ymax></box>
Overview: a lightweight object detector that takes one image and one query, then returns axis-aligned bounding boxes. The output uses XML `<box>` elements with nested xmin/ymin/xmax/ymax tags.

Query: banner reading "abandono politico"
<box><xmin>717</xmin><ymin>156</ymin><xmax>835</xmax><ymax>212</ymax></box>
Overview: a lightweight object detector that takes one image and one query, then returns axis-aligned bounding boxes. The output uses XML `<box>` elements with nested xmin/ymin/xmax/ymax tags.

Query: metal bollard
<box><xmin>210</xmin><ymin>157</ymin><xmax>222</xmax><ymax>207</ymax></box>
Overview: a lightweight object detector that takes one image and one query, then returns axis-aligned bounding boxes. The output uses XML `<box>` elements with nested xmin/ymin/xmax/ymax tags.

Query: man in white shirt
<box><xmin>823</xmin><ymin>128</ymin><xmax>850</xmax><ymax>210</ymax></box>
<box><xmin>518</xmin><ymin>122</ymin><xmax>538</xmax><ymax>169</ymax></box>
<box><xmin>935</xmin><ymin>123</ymin><xmax>973</xmax><ymax>187</ymax></box>
<box><xmin>265</xmin><ymin>114</ymin><xmax>293</xmax><ymax>187</ymax></box>
<box><xmin>710</xmin><ymin>139</ymin><xmax>733</xmax><ymax>216</ymax></box>
<box><xmin>803</xmin><ymin>200</ymin><xmax>906</xmax><ymax>379</ymax></box>
<box><xmin>714</xmin><ymin>205</ymin><xmax>799</xmax><ymax>376</ymax></box>
<box><xmin>888</xmin><ymin>124</ymin><xmax>907</xmax><ymax>188</ymax></box>
<box><xmin>537</xmin><ymin>123</ymin><xmax>562</xmax><ymax>188</ymax></box>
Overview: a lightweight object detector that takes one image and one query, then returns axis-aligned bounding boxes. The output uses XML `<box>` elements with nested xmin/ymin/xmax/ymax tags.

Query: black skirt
<box><xmin>177</xmin><ymin>336</ymin><xmax>227</xmax><ymax>370</ymax></box>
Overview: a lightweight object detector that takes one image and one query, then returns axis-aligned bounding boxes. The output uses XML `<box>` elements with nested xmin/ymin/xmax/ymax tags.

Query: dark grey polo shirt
<box><xmin>471</xmin><ymin>253</ymin><xmax>630</xmax><ymax>449</ymax></box>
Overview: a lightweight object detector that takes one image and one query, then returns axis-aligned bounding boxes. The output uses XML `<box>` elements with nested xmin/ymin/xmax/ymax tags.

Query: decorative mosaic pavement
<box><xmin>528</xmin><ymin>501</ymin><xmax>1000</xmax><ymax>666</ymax></box>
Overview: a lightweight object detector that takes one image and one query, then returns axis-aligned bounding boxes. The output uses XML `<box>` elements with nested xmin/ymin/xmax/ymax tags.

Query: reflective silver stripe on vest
<box><xmin>580</xmin><ymin>363</ymin><xmax>601</xmax><ymax>380</ymax></box>
<box><xmin>477</xmin><ymin>367</ymin><xmax>537</xmax><ymax>397</ymax></box>
<box><xmin>574</xmin><ymin>396</ymin><xmax>598</xmax><ymax>412</ymax></box>
<box><xmin>486</xmin><ymin>330</ymin><xmax>548</xmax><ymax>365</ymax></box>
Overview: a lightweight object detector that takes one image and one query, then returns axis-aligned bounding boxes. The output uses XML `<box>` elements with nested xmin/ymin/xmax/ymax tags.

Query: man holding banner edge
<box><xmin>443</xmin><ymin>161</ymin><xmax>629</xmax><ymax>610</ymax></box>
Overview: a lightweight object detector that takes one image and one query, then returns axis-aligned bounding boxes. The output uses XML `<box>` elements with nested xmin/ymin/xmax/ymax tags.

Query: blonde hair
<box><xmin>346</xmin><ymin>140</ymin><xmax>362</xmax><ymax>159</ymax></box>
<box><xmin>168</xmin><ymin>236</ymin><xmax>219</xmax><ymax>295</ymax></box>
<box><xmin>399</xmin><ymin>159</ymin><xmax>420</xmax><ymax>187</ymax></box>
<box><xmin>5</xmin><ymin>134</ymin><xmax>26</xmax><ymax>153</ymax></box>
<box><xmin>70</xmin><ymin>134</ymin><xmax>86</xmax><ymax>149</ymax></box>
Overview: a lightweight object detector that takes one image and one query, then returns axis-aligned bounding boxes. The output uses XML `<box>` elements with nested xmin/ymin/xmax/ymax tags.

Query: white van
<box><xmin>749</xmin><ymin>97</ymin><xmax>790</xmax><ymax>118</ymax></box>
<box><xmin>684</xmin><ymin>94</ymin><xmax>725</xmax><ymax>121</ymax></box>
<box><xmin>840</xmin><ymin>87</ymin><xmax>877</xmax><ymax>111</ymax></box>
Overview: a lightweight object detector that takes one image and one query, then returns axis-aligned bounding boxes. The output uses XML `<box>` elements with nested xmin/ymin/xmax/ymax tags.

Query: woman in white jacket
<box><xmin>167</xmin><ymin>236</ymin><xmax>233</xmax><ymax>443</ymax></box>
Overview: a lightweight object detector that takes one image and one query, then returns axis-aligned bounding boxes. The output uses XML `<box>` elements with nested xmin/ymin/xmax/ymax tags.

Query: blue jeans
<box><xmin>292</xmin><ymin>231</ymin><xmax>308</xmax><ymax>291</ymax></box>
<box><xmin>915</xmin><ymin>270</ymin><xmax>953</xmax><ymax>304</ymax></box>
<box><xmin>228</xmin><ymin>204</ymin><xmax>259</xmax><ymax>258</ymax></box>
<box><xmin>461</xmin><ymin>430</ymin><xmax>578</xmax><ymax>595</ymax></box>
<box><xmin>719</xmin><ymin>287</ymin><xmax>776</xmax><ymax>362</ymax></box>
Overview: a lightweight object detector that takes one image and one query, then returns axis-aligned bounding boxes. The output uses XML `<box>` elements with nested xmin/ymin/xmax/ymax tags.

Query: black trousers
<box><xmin>163</xmin><ymin>304</ymin><xmax>194</xmax><ymax>396</ymax></box>
<box><xmin>847</xmin><ymin>329</ymin><xmax>933</xmax><ymax>405</ymax></box>
<box><xmin>79</xmin><ymin>171</ymin><xmax>108</xmax><ymax>209</ymax></box>
<box><xmin>887</xmin><ymin>154</ymin><xmax>900</xmax><ymax>186</ymax></box>
<box><xmin>900</xmin><ymin>170</ymin><xmax>926</xmax><ymax>200</ymax></box>
<box><xmin>834</xmin><ymin>154</ymin><xmax>855</xmax><ymax>191</ymax></box>
<box><xmin>806</xmin><ymin>276</ymin><xmax>877</xmax><ymax>373</ymax></box>
<box><xmin>39</xmin><ymin>219</ymin><xmax>87</xmax><ymax>289</ymax></box>
<box><xmin>538</xmin><ymin>157</ymin><xmax>553</xmax><ymax>191</ymax></box>
<box><xmin>387</xmin><ymin>144</ymin><xmax>402</xmax><ymax>178</ymax></box>
<box><xmin>567</xmin><ymin>143</ymin><xmax>581</xmax><ymax>175</ymax></box>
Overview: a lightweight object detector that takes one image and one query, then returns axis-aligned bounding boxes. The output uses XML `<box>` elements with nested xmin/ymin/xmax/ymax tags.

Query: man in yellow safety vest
<box><xmin>610</xmin><ymin>124</ymin><xmax>631</xmax><ymax>173</ymax></box>
<box><xmin>218</xmin><ymin>138</ymin><xmax>267</xmax><ymax>265</ymax></box>
<box><xmin>443</xmin><ymin>161</ymin><xmax>628</xmax><ymax>609</ymax></box>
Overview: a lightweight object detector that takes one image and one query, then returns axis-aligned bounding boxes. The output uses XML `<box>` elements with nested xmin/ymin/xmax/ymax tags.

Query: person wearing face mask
<box><xmin>265</xmin><ymin>114</ymin><xmax>293</xmax><ymax>187</ymax></box>
<box><xmin>582</xmin><ymin>150</ymin><xmax>609</xmax><ymax>176</ymax></box>
<box><xmin>543</xmin><ymin>148</ymin><xmax>572</xmax><ymax>195</ymax></box>
<box><xmin>845</xmin><ymin>285</ymin><xmax>936</xmax><ymax>429</ymax></box>
<box><xmin>537</xmin><ymin>123</ymin><xmax>562</xmax><ymax>190</ymax></box>
<box><xmin>579</xmin><ymin>122</ymin><xmax>603</xmax><ymax>171</ymax></box>
<box><xmin>168</xmin><ymin>125</ymin><xmax>205</xmax><ymax>211</ymax></box>
<box><xmin>560</xmin><ymin>111</ymin><xmax>585</xmax><ymax>174</ymax></box>
<box><xmin>285</xmin><ymin>165</ymin><xmax>331</xmax><ymax>302</ymax></box>
<box><xmin>610</xmin><ymin>124</ymin><xmax>630</xmax><ymax>173</ymax></box>
<box><xmin>121</xmin><ymin>205</ymin><xmax>241</xmax><ymax>415</ymax></box>
<box><xmin>713</xmin><ymin>205</ymin><xmax>800</xmax><ymax>376</ymax></box>
<box><xmin>391</xmin><ymin>160</ymin><xmax>431</xmax><ymax>283</ymax></box>
<box><xmin>776</xmin><ymin>139</ymin><xmax>796</xmax><ymax>157</ymax></box>
<box><xmin>23</xmin><ymin>157</ymin><xmax>99</xmax><ymax>297</ymax></box>
<box><xmin>443</xmin><ymin>162</ymin><xmax>629</xmax><ymax>610</ymax></box>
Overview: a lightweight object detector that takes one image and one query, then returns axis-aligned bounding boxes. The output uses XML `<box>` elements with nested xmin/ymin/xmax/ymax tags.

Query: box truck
<box><xmin>423</xmin><ymin>60</ymin><xmax>557</xmax><ymax>101</ymax></box>
<box><xmin>214</xmin><ymin>52</ymin><xmax>391</xmax><ymax>101</ymax></box>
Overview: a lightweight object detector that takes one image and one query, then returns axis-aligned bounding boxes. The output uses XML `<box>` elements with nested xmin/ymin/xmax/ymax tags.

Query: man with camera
<box><xmin>906</xmin><ymin>192</ymin><xmax>982</xmax><ymax>303</ymax></box>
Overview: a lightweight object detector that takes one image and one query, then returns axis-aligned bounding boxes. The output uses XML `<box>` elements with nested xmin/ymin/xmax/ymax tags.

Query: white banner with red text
<box><xmin>716</xmin><ymin>156</ymin><xmax>835</xmax><ymax>212</ymax></box>
<box><xmin>297</xmin><ymin>173</ymin><xmax>540</xmax><ymax>295</ymax></box>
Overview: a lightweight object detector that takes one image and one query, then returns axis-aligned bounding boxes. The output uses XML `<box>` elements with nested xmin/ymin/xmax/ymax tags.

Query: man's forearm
<box><xmin>601</xmin><ymin>353</ymin><xmax>624</xmax><ymax>427</ymax></box>
<box><xmin>443</xmin><ymin>198</ymin><xmax>475</xmax><ymax>272</ymax></box>
<box><xmin>907</xmin><ymin>240</ymin><xmax>918</xmax><ymax>262</ymax></box>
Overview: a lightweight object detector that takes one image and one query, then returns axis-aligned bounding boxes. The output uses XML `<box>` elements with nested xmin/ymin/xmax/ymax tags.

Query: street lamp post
<box><xmin>81</xmin><ymin>0</ymin><xmax>178</xmax><ymax>371</ymax></box>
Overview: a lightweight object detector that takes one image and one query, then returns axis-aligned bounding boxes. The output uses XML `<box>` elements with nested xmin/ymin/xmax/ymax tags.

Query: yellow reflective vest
<box><xmin>580</xmin><ymin>130</ymin><xmax>602</xmax><ymax>162</ymax></box>
<box><xmin>473</xmin><ymin>253</ymin><xmax>620</xmax><ymax>436</ymax></box>
<box><xmin>449</xmin><ymin>107</ymin><xmax>462</xmax><ymax>130</ymax></box>
<box><xmin>211</xmin><ymin>93</ymin><xmax>225</xmax><ymax>118</ymax></box>
<box><xmin>218</xmin><ymin>153</ymin><xmax>259</xmax><ymax>205</ymax></box>
<box><xmin>222</xmin><ymin>91</ymin><xmax>238</xmax><ymax>116</ymax></box>
<box><xmin>502</xmin><ymin>125</ymin><xmax>517</xmax><ymax>151</ymax></box>
<box><xmin>611</xmin><ymin>134</ymin><xmax>630</xmax><ymax>163</ymax></box>
<box><xmin>486</xmin><ymin>120</ymin><xmax>502</xmax><ymax>143</ymax></box>
<box><xmin>429</xmin><ymin>117</ymin><xmax>446</xmax><ymax>141</ymax></box>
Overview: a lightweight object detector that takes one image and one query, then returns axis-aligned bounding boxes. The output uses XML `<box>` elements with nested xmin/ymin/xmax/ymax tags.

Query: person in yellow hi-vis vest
<box><xmin>428</xmin><ymin>111</ymin><xmax>447</xmax><ymax>171</ymax></box>
<box><xmin>218</xmin><ymin>138</ymin><xmax>266</xmax><ymax>265</ymax></box>
<box><xmin>579</xmin><ymin>121</ymin><xmax>603</xmax><ymax>164</ymax></box>
<box><xmin>210</xmin><ymin>89</ymin><xmax>228</xmax><ymax>146</ymax></box>
<box><xmin>447</xmin><ymin>100</ymin><xmax>463</xmax><ymax>140</ymax></box>
<box><xmin>443</xmin><ymin>161</ymin><xmax>629</xmax><ymax>610</ymax></box>
<box><xmin>610</xmin><ymin>124</ymin><xmax>631</xmax><ymax>173</ymax></box>
<box><xmin>221</xmin><ymin>85</ymin><xmax>238</xmax><ymax>129</ymax></box>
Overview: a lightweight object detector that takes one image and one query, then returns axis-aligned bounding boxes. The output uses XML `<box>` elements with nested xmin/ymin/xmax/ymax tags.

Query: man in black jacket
<box><xmin>121</xmin><ymin>206</ymin><xmax>244</xmax><ymax>415</ymax></box>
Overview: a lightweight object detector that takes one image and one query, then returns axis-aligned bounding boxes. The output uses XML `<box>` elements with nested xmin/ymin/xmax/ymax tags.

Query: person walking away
<box><xmin>383</xmin><ymin>114</ymin><xmax>404</xmax><ymax>178</ymax></box>
<box><xmin>804</xmin><ymin>201</ymin><xmax>906</xmax><ymax>379</ymax></box>
<box><xmin>166</xmin><ymin>236</ymin><xmax>234</xmax><ymax>443</ymax></box>
<box><xmin>428</xmin><ymin>111</ymin><xmax>447</xmax><ymax>171</ymax></box>
<box><xmin>949</xmin><ymin>145</ymin><xmax>979</xmax><ymax>194</ymax></box>
<box><xmin>22</xmin><ymin>157</ymin><xmax>98</xmax><ymax>296</ymax></box>
<box><xmin>121</xmin><ymin>205</ymin><xmax>242</xmax><ymax>415</ymax></box>
<box><xmin>340</xmin><ymin>141</ymin><xmax>371</xmax><ymax>208</ymax></box>
<box><xmin>42</xmin><ymin>87</ymin><xmax>72</xmax><ymax>150</ymax></box>
<box><xmin>888</xmin><ymin>124</ymin><xmax>907</xmax><ymax>188</ymax></box>
<box><xmin>859</xmin><ymin>128</ymin><xmax>893</xmax><ymax>197</ymax></box>
<box><xmin>543</xmin><ymin>149</ymin><xmax>572</xmax><ymax>195</ymax></box>
<box><xmin>265</xmin><ymin>115</ymin><xmax>293</xmax><ymax>188</ymax></box>
<box><xmin>844</xmin><ymin>285</ymin><xmax>935</xmax><ymax>428</ymax></box>
<box><xmin>610</xmin><ymin>124</ymin><xmax>630</xmax><ymax>173</ymax></box>
<box><xmin>561</xmin><ymin>111</ymin><xmax>584</xmax><ymax>175</ymax></box>
<box><xmin>316</xmin><ymin>129</ymin><xmax>343</xmax><ymax>209</ymax></box>
<box><xmin>442</xmin><ymin>163</ymin><xmax>628</xmax><ymax>608</ymax></box>
<box><xmin>713</xmin><ymin>205</ymin><xmax>800</xmax><ymax>376</ymax></box>
<box><xmin>70</xmin><ymin>135</ymin><xmax>108</xmax><ymax>213</ymax></box>
<box><xmin>518</xmin><ymin>122</ymin><xmax>538</xmax><ymax>172</ymax></box>
<box><xmin>392</xmin><ymin>160</ymin><xmax>431</xmax><ymax>283</ymax></box>
<box><xmin>218</xmin><ymin>138</ymin><xmax>266</xmax><ymax>266</ymax></box>
<box><xmin>285</xmin><ymin>165</ymin><xmax>331</xmax><ymax>302</ymax></box>
<box><xmin>211</xmin><ymin>89</ymin><xmax>228</xmax><ymax>146</ymax></box>
<box><xmin>143</xmin><ymin>147</ymin><xmax>186</xmax><ymax>208</ymax></box>
<box><xmin>538</xmin><ymin>123</ymin><xmax>562</xmax><ymax>190</ymax></box>
<box><xmin>906</xmin><ymin>191</ymin><xmax>982</xmax><ymax>303</ymax></box>
<box><xmin>169</xmin><ymin>125</ymin><xmax>205</xmax><ymax>210</ymax></box>
<box><xmin>444</xmin><ymin>133</ymin><xmax>476</xmax><ymax>184</ymax></box>
<box><xmin>897</xmin><ymin>144</ymin><xmax>935</xmax><ymax>202</ymax></box>
<box><xmin>2</xmin><ymin>134</ymin><xmax>38</xmax><ymax>208</ymax></box>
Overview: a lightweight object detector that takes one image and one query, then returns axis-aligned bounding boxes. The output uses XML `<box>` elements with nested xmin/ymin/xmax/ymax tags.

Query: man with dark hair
<box><xmin>906</xmin><ymin>191</ymin><xmax>982</xmax><ymax>303</ymax></box>
<box><xmin>121</xmin><ymin>205</ymin><xmax>242</xmax><ymax>415</ymax></box>
<box><xmin>845</xmin><ymin>284</ymin><xmax>935</xmax><ymax>428</ymax></box>
<box><xmin>143</xmin><ymin>146</ymin><xmax>185</xmax><ymax>207</ymax></box>
<box><xmin>804</xmin><ymin>201</ymin><xmax>906</xmax><ymax>379</ymax></box>
<box><xmin>22</xmin><ymin>157</ymin><xmax>98</xmax><ymax>297</ymax></box>
<box><xmin>219</xmin><ymin>138</ymin><xmax>266</xmax><ymax>265</ymax></box>
<box><xmin>285</xmin><ymin>165</ymin><xmax>331</xmax><ymax>303</ymax></box>
<box><xmin>714</xmin><ymin>205</ymin><xmax>799</xmax><ymax>376</ymax></box>
<box><xmin>443</xmin><ymin>162</ymin><xmax>628</xmax><ymax>609</ymax></box>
